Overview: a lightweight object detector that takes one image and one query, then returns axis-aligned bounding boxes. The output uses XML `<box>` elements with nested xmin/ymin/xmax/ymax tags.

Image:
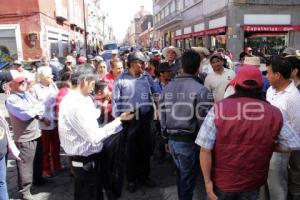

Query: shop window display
<box><xmin>244</xmin><ymin>34</ymin><xmax>288</xmax><ymax>56</ymax></box>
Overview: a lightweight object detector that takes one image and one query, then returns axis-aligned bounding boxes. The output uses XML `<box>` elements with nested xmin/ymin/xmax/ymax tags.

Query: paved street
<box><xmin>1</xmin><ymin>93</ymin><xmax>206</xmax><ymax>200</ymax></box>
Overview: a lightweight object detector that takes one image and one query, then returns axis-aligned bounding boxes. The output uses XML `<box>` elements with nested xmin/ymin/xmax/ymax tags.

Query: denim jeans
<box><xmin>0</xmin><ymin>155</ymin><xmax>9</xmax><ymax>200</ymax></box>
<box><xmin>214</xmin><ymin>187</ymin><xmax>260</xmax><ymax>200</ymax></box>
<box><xmin>168</xmin><ymin>140</ymin><xmax>198</xmax><ymax>200</ymax></box>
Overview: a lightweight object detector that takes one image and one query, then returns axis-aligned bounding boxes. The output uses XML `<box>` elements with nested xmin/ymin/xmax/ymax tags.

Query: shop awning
<box><xmin>242</xmin><ymin>25</ymin><xmax>300</xmax><ymax>32</ymax></box>
<box><xmin>205</xmin><ymin>27</ymin><xmax>227</xmax><ymax>35</ymax></box>
<box><xmin>174</xmin><ymin>33</ymin><xmax>192</xmax><ymax>40</ymax></box>
<box><xmin>175</xmin><ymin>27</ymin><xmax>227</xmax><ymax>39</ymax></box>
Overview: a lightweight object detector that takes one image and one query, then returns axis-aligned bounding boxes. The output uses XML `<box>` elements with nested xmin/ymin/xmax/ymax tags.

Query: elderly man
<box><xmin>162</xmin><ymin>46</ymin><xmax>182</xmax><ymax>78</ymax></box>
<box><xmin>113</xmin><ymin>51</ymin><xmax>156</xmax><ymax>193</ymax></box>
<box><xmin>5</xmin><ymin>70</ymin><xmax>48</xmax><ymax>200</ymax></box>
<box><xmin>196</xmin><ymin>66</ymin><xmax>300</xmax><ymax>200</ymax></box>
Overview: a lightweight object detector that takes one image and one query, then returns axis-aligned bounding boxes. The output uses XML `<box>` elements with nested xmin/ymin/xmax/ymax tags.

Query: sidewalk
<box><xmin>7</xmin><ymin>154</ymin><xmax>206</xmax><ymax>200</ymax></box>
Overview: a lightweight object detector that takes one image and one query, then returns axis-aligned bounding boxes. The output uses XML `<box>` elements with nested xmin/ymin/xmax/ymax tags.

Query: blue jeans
<box><xmin>214</xmin><ymin>187</ymin><xmax>259</xmax><ymax>200</ymax></box>
<box><xmin>168</xmin><ymin>140</ymin><xmax>198</xmax><ymax>200</ymax></box>
<box><xmin>0</xmin><ymin>155</ymin><xmax>8</xmax><ymax>200</ymax></box>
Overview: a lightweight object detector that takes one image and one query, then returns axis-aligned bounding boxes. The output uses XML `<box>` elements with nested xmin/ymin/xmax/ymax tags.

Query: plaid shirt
<box><xmin>195</xmin><ymin>107</ymin><xmax>300</xmax><ymax>150</ymax></box>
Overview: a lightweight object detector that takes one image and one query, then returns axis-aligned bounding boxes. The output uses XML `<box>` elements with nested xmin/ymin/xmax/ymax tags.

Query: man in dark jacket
<box><xmin>159</xmin><ymin>50</ymin><xmax>213</xmax><ymax>200</ymax></box>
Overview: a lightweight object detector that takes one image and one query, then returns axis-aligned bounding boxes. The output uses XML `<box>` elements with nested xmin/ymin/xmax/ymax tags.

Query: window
<box><xmin>176</xmin><ymin>0</ymin><xmax>183</xmax><ymax>11</ymax></box>
<box><xmin>185</xmin><ymin>0</ymin><xmax>193</xmax><ymax>7</ymax></box>
<box><xmin>170</xmin><ymin>1</ymin><xmax>176</xmax><ymax>13</ymax></box>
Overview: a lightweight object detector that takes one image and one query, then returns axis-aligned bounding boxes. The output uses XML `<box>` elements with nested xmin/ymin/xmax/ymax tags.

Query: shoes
<box><xmin>33</xmin><ymin>178</ymin><xmax>52</xmax><ymax>186</ymax></box>
<box><xmin>21</xmin><ymin>191</ymin><xmax>34</xmax><ymax>200</ymax></box>
<box><xmin>138</xmin><ymin>177</ymin><xmax>156</xmax><ymax>188</ymax></box>
<box><xmin>127</xmin><ymin>182</ymin><xmax>137</xmax><ymax>193</ymax></box>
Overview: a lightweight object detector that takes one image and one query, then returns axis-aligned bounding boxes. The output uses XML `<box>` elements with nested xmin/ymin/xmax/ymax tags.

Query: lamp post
<box><xmin>83</xmin><ymin>0</ymin><xmax>88</xmax><ymax>56</ymax></box>
<box><xmin>102</xmin><ymin>15</ymin><xmax>106</xmax><ymax>41</ymax></box>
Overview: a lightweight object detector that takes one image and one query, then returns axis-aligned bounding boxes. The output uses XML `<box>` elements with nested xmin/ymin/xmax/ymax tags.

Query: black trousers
<box><xmin>123</xmin><ymin>111</ymin><xmax>155</xmax><ymax>182</ymax></box>
<box><xmin>71</xmin><ymin>153</ymin><xmax>103</xmax><ymax>200</ymax></box>
<box><xmin>16</xmin><ymin>137</ymin><xmax>43</xmax><ymax>195</ymax></box>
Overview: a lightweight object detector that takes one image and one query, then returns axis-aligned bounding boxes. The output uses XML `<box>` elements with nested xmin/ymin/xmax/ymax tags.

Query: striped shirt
<box><xmin>58</xmin><ymin>89</ymin><xmax>122</xmax><ymax>157</ymax></box>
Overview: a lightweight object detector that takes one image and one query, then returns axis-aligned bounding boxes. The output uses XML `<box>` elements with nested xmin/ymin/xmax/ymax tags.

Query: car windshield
<box><xmin>103</xmin><ymin>43</ymin><xmax>117</xmax><ymax>50</ymax></box>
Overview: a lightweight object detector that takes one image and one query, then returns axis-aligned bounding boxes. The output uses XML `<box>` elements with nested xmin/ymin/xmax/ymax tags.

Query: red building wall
<box><xmin>0</xmin><ymin>0</ymin><xmax>85</xmax><ymax>60</ymax></box>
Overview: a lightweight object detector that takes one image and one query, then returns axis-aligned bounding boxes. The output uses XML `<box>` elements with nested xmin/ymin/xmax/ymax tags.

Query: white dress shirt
<box><xmin>267</xmin><ymin>81</ymin><xmax>300</xmax><ymax>133</ymax></box>
<box><xmin>58</xmin><ymin>89</ymin><xmax>122</xmax><ymax>157</ymax></box>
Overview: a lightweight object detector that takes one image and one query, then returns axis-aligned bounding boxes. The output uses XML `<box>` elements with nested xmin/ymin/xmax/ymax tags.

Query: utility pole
<box><xmin>83</xmin><ymin>0</ymin><xmax>88</xmax><ymax>56</ymax></box>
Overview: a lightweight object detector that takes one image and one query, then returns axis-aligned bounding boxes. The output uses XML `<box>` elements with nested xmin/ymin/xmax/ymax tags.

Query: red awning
<box><xmin>175</xmin><ymin>27</ymin><xmax>227</xmax><ymax>39</ymax></box>
<box><xmin>205</xmin><ymin>27</ymin><xmax>227</xmax><ymax>35</ymax></box>
<box><xmin>174</xmin><ymin>33</ymin><xmax>192</xmax><ymax>39</ymax></box>
<box><xmin>192</xmin><ymin>31</ymin><xmax>205</xmax><ymax>37</ymax></box>
<box><xmin>242</xmin><ymin>25</ymin><xmax>300</xmax><ymax>32</ymax></box>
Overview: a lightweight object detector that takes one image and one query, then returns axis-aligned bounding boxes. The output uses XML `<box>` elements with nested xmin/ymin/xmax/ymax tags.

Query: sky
<box><xmin>101</xmin><ymin>0</ymin><xmax>153</xmax><ymax>42</ymax></box>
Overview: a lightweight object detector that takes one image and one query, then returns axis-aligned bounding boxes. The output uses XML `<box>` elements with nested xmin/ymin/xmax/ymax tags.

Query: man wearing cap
<box><xmin>204</xmin><ymin>54</ymin><xmax>235</xmax><ymax>102</ymax></box>
<box><xmin>196</xmin><ymin>66</ymin><xmax>300</xmax><ymax>200</ymax></box>
<box><xmin>112</xmin><ymin>51</ymin><xmax>156</xmax><ymax>193</ymax></box>
<box><xmin>159</xmin><ymin>50</ymin><xmax>212</xmax><ymax>200</ymax></box>
<box><xmin>5</xmin><ymin>70</ymin><xmax>48</xmax><ymax>200</ymax></box>
<box><xmin>153</xmin><ymin>62</ymin><xmax>172</xmax><ymax>94</ymax></box>
<box><xmin>13</xmin><ymin>60</ymin><xmax>34</xmax><ymax>84</ymax></box>
<box><xmin>162</xmin><ymin>46</ymin><xmax>181</xmax><ymax>79</ymax></box>
<box><xmin>266</xmin><ymin>56</ymin><xmax>300</xmax><ymax>200</ymax></box>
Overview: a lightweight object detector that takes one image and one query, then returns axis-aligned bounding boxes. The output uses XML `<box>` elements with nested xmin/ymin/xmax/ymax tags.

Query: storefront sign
<box><xmin>205</xmin><ymin>27</ymin><xmax>226</xmax><ymax>35</ymax></box>
<box><xmin>242</xmin><ymin>25</ymin><xmax>300</xmax><ymax>32</ymax></box>
<box><xmin>174</xmin><ymin>33</ymin><xmax>192</xmax><ymax>39</ymax></box>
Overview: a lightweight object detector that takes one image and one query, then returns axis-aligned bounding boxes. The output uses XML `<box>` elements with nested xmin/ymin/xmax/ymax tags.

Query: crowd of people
<box><xmin>0</xmin><ymin>44</ymin><xmax>300</xmax><ymax>200</ymax></box>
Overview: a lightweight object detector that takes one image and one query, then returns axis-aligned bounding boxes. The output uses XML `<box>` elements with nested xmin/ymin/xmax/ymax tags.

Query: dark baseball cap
<box><xmin>128</xmin><ymin>51</ymin><xmax>149</xmax><ymax>63</ymax></box>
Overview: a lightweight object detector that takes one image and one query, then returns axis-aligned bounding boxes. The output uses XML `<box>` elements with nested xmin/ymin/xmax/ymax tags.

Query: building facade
<box><xmin>153</xmin><ymin>0</ymin><xmax>300</xmax><ymax>59</ymax></box>
<box><xmin>0</xmin><ymin>0</ymin><xmax>104</xmax><ymax>61</ymax></box>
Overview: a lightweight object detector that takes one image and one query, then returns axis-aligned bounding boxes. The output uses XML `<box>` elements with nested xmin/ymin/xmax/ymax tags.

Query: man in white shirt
<box><xmin>266</xmin><ymin>56</ymin><xmax>300</xmax><ymax>200</ymax></box>
<box><xmin>58</xmin><ymin>64</ymin><xmax>133</xmax><ymax>200</ymax></box>
<box><xmin>204</xmin><ymin>54</ymin><xmax>235</xmax><ymax>102</ymax></box>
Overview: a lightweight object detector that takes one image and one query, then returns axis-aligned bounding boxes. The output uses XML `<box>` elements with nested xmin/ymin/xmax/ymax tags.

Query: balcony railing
<box><xmin>154</xmin><ymin>10</ymin><xmax>182</xmax><ymax>29</ymax></box>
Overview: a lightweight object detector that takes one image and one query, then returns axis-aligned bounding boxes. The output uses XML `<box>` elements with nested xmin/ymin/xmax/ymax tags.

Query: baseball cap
<box><xmin>128</xmin><ymin>52</ymin><xmax>149</xmax><ymax>63</ymax></box>
<box><xmin>232</xmin><ymin>66</ymin><xmax>263</xmax><ymax>89</ymax></box>
<box><xmin>112</xmin><ymin>50</ymin><xmax>118</xmax><ymax>55</ymax></box>
<box><xmin>157</xmin><ymin>62</ymin><xmax>172</xmax><ymax>72</ymax></box>
<box><xmin>13</xmin><ymin>60</ymin><xmax>23</xmax><ymax>66</ymax></box>
<box><xmin>78</xmin><ymin>56</ymin><xmax>87</xmax><ymax>64</ymax></box>
<box><xmin>8</xmin><ymin>70</ymin><xmax>26</xmax><ymax>83</ymax></box>
<box><xmin>87</xmin><ymin>54</ymin><xmax>95</xmax><ymax>61</ymax></box>
<box><xmin>94</xmin><ymin>56</ymin><xmax>104</xmax><ymax>62</ymax></box>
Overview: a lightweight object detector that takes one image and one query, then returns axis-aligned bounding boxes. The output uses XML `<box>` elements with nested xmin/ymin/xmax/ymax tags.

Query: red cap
<box><xmin>232</xmin><ymin>66</ymin><xmax>263</xmax><ymax>89</ymax></box>
<box><xmin>13</xmin><ymin>76</ymin><xmax>26</xmax><ymax>83</ymax></box>
<box><xmin>78</xmin><ymin>56</ymin><xmax>87</xmax><ymax>64</ymax></box>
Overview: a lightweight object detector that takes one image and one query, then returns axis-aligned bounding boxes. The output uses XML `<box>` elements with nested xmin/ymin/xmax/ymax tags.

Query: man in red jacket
<box><xmin>195</xmin><ymin>66</ymin><xmax>300</xmax><ymax>200</ymax></box>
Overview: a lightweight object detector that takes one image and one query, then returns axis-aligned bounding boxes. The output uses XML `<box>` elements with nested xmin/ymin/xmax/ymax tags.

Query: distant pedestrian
<box><xmin>162</xmin><ymin>46</ymin><xmax>182</xmax><ymax>78</ymax></box>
